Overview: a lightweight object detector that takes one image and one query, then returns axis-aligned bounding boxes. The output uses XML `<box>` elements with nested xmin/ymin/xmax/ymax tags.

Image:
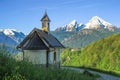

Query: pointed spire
<box><xmin>41</xmin><ymin>11</ymin><xmax>50</xmax><ymax>22</ymax></box>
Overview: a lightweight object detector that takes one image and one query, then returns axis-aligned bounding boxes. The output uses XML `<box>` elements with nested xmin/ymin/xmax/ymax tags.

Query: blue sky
<box><xmin>0</xmin><ymin>0</ymin><xmax>120</xmax><ymax>34</ymax></box>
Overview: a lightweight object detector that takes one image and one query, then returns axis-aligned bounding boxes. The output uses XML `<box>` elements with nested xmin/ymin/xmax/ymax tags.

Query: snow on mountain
<box><xmin>3</xmin><ymin>29</ymin><xmax>15</xmax><ymax>35</ymax></box>
<box><xmin>0</xmin><ymin>29</ymin><xmax>25</xmax><ymax>46</ymax></box>
<box><xmin>76</xmin><ymin>23</ymin><xmax>85</xmax><ymax>31</ymax></box>
<box><xmin>67</xmin><ymin>20</ymin><xmax>76</xmax><ymax>31</ymax></box>
<box><xmin>55</xmin><ymin>16</ymin><xmax>116</xmax><ymax>32</ymax></box>
<box><xmin>55</xmin><ymin>20</ymin><xmax>85</xmax><ymax>32</ymax></box>
<box><xmin>84</xmin><ymin>16</ymin><xmax>116</xmax><ymax>31</ymax></box>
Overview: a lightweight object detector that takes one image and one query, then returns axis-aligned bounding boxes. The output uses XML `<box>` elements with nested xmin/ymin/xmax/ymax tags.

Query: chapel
<box><xmin>17</xmin><ymin>12</ymin><xmax>64</xmax><ymax>67</ymax></box>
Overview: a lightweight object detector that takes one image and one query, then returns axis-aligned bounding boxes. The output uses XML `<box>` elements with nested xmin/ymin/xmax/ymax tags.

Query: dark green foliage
<box><xmin>61</xmin><ymin>34</ymin><xmax>120</xmax><ymax>74</ymax></box>
<box><xmin>0</xmin><ymin>49</ymin><xmax>97</xmax><ymax>80</ymax></box>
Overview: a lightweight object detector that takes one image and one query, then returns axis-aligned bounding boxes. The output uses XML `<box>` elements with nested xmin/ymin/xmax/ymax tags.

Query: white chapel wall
<box><xmin>48</xmin><ymin>51</ymin><xmax>53</xmax><ymax>64</ymax></box>
<box><xmin>56</xmin><ymin>48</ymin><xmax>61</xmax><ymax>62</ymax></box>
<box><xmin>48</xmin><ymin>48</ymin><xmax>61</xmax><ymax>64</ymax></box>
<box><xmin>24</xmin><ymin>50</ymin><xmax>46</xmax><ymax>65</ymax></box>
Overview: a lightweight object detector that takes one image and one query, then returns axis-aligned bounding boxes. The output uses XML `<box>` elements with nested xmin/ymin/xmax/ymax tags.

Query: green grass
<box><xmin>61</xmin><ymin>34</ymin><xmax>120</xmax><ymax>77</ymax></box>
<box><xmin>0</xmin><ymin>49</ymin><xmax>98</xmax><ymax>80</ymax></box>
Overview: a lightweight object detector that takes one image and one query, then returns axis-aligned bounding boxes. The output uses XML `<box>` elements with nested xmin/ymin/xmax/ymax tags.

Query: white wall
<box><xmin>48</xmin><ymin>49</ymin><xmax>61</xmax><ymax>64</ymax></box>
<box><xmin>48</xmin><ymin>51</ymin><xmax>53</xmax><ymax>64</ymax></box>
<box><xmin>23</xmin><ymin>49</ymin><xmax>61</xmax><ymax>66</ymax></box>
<box><xmin>49</xmin><ymin>48</ymin><xmax>60</xmax><ymax>64</ymax></box>
<box><xmin>24</xmin><ymin>50</ymin><xmax>46</xmax><ymax>65</ymax></box>
<box><xmin>56</xmin><ymin>49</ymin><xmax>60</xmax><ymax>62</ymax></box>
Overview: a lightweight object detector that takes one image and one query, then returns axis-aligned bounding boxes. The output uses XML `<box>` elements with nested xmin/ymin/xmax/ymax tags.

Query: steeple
<box><xmin>41</xmin><ymin>11</ymin><xmax>50</xmax><ymax>32</ymax></box>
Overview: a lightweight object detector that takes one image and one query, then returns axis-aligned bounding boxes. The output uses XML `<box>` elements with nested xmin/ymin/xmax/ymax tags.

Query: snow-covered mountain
<box><xmin>55</xmin><ymin>20</ymin><xmax>85</xmax><ymax>32</ymax></box>
<box><xmin>84</xmin><ymin>16</ymin><xmax>116</xmax><ymax>31</ymax></box>
<box><xmin>55</xmin><ymin>16</ymin><xmax>116</xmax><ymax>32</ymax></box>
<box><xmin>0</xmin><ymin>29</ymin><xmax>25</xmax><ymax>46</ymax></box>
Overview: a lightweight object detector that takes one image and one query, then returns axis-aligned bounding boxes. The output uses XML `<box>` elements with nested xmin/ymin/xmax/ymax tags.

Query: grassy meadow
<box><xmin>0</xmin><ymin>49</ymin><xmax>98</xmax><ymax>80</ymax></box>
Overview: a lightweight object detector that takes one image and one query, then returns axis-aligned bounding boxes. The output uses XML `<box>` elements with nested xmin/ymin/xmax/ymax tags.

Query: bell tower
<box><xmin>41</xmin><ymin>11</ymin><xmax>50</xmax><ymax>32</ymax></box>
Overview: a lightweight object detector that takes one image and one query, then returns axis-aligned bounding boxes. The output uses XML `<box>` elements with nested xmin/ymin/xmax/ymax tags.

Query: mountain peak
<box><xmin>55</xmin><ymin>20</ymin><xmax>84</xmax><ymax>32</ymax></box>
<box><xmin>69</xmin><ymin>20</ymin><xmax>76</xmax><ymax>24</ymax></box>
<box><xmin>1</xmin><ymin>29</ymin><xmax>21</xmax><ymax>36</ymax></box>
<box><xmin>3</xmin><ymin>29</ymin><xmax>15</xmax><ymax>36</ymax></box>
<box><xmin>67</xmin><ymin>20</ymin><xmax>77</xmax><ymax>28</ymax></box>
<box><xmin>0</xmin><ymin>28</ymin><xmax>25</xmax><ymax>46</ymax></box>
<box><xmin>90</xmin><ymin>16</ymin><xmax>112</xmax><ymax>25</ymax></box>
<box><xmin>55</xmin><ymin>16</ymin><xmax>116</xmax><ymax>32</ymax></box>
<box><xmin>91</xmin><ymin>16</ymin><xmax>101</xmax><ymax>20</ymax></box>
<box><xmin>84</xmin><ymin>16</ymin><xmax>115</xmax><ymax>31</ymax></box>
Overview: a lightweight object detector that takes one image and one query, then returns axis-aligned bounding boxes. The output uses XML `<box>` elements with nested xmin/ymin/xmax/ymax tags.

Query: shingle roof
<box><xmin>17</xmin><ymin>28</ymin><xmax>64</xmax><ymax>50</ymax></box>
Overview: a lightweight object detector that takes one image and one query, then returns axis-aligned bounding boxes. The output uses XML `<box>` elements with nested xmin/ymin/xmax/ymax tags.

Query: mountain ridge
<box><xmin>55</xmin><ymin>20</ymin><xmax>85</xmax><ymax>32</ymax></box>
<box><xmin>55</xmin><ymin>16</ymin><xmax>117</xmax><ymax>32</ymax></box>
<box><xmin>84</xmin><ymin>16</ymin><xmax>116</xmax><ymax>31</ymax></box>
<box><xmin>0</xmin><ymin>29</ymin><xmax>25</xmax><ymax>46</ymax></box>
<box><xmin>61</xmin><ymin>28</ymin><xmax>120</xmax><ymax>48</ymax></box>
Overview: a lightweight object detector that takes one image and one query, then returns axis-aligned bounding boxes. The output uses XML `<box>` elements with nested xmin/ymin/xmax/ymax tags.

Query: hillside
<box><xmin>61</xmin><ymin>34</ymin><xmax>120</xmax><ymax>73</ymax></box>
<box><xmin>62</xmin><ymin>29</ymin><xmax>119</xmax><ymax>48</ymax></box>
<box><xmin>55</xmin><ymin>16</ymin><xmax>118</xmax><ymax>48</ymax></box>
<box><xmin>51</xmin><ymin>31</ymin><xmax>75</xmax><ymax>42</ymax></box>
